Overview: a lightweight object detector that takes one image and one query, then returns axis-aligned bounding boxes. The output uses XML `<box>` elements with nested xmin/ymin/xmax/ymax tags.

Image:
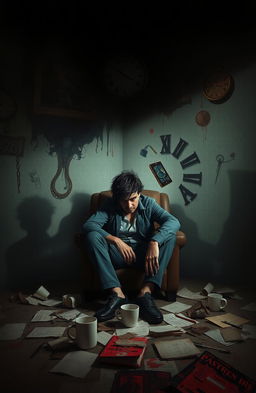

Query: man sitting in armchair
<box><xmin>82</xmin><ymin>170</ymin><xmax>180</xmax><ymax>324</ymax></box>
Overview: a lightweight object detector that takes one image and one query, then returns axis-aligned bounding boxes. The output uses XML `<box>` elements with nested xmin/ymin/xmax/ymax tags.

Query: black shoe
<box><xmin>94</xmin><ymin>293</ymin><xmax>128</xmax><ymax>322</ymax></box>
<box><xmin>135</xmin><ymin>293</ymin><xmax>163</xmax><ymax>324</ymax></box>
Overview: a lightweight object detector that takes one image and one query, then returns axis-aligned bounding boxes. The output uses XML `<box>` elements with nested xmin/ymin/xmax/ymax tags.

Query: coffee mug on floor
<box><xmin>115</xmin><ymin>304</ymin><xmax>139</xmax><ymax>327</ymax></box>
<box><xmin>208</xmin><ymin>293</ymin><xmax>228</xmax><ymax>311</ymax></box>
<box><xmin>67</xmin><ymin>316</ymin><xmax>97</xmax><ymax>349</ymax></box>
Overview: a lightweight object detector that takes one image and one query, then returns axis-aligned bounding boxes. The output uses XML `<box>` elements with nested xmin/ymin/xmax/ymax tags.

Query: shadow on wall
<box><xmin>170</xmin><ymin>204</ymin><xmax>216</xmax><ymax>282</ymax></box>
<box><xmin>172</xmin><ymin>169</ymin><xmax>256</xmax><ymax>286</ymax></box>
<box><xmin>216</xmin><ymin>170</ymin><xmax>256</xmax><ymax>286</ymax></box>
<box><xmin>6</xmin><ymin>193</ymin><xmax>90</xmax><ymax>291</ymax></box>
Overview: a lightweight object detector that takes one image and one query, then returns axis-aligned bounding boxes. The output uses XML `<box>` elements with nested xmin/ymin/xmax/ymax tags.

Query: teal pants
<box><xmin>84</xmin><ymin>231</ymin><xmax>176</xmax><ymax>290</ymax></box>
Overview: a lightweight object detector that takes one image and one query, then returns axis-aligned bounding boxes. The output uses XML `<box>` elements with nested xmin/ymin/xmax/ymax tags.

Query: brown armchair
<box><xmin>76</xmin><ymin>190</ymin><xmax>186</xmax><ymax>301</ymax></box>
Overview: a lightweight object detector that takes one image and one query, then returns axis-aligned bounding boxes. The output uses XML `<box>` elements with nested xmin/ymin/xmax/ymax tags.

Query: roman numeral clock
<box><xmin>150</xmin><ymin>134</ymin><xmax>202</xmax><ymax>206</ymax></box>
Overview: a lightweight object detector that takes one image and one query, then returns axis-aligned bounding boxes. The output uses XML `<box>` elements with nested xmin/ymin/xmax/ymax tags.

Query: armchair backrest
<box><xmin>89</xmin><ymin>190</ymin><xmax>171</xmax><ymax>215</ymax></box>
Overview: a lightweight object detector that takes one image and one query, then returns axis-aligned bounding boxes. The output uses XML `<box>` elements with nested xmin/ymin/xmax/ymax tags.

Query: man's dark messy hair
<box><xmin>111</xmin><ymin>171</ymin><xmax>144</xmax><ymax>202</ymax></box>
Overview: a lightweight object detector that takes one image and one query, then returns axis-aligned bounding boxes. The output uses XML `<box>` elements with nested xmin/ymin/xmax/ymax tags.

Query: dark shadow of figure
<box><xmin>216</xmin><ymin>170</ymin><xmax>256</xmax><ymax>286</ymax></box>
<box><xmin>6</xmin><ymin>197</ymin><xmax>56</xmax><ymax>291</ymax></box>
<box><xmin>51</xmin><ymin>192</ymin><xmax>91</xmax><ymax>292</ymax></box>
<box><xmin>170</xmin><ymin>204</ymin><xmax>216</xmax><ymax>282</ymax></box>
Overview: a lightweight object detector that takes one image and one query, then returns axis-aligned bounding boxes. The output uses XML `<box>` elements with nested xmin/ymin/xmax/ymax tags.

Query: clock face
<box><xmin>203</xmin><ymin>71</ymin><xmax>234</xmax><ymax>103</ymax></box>
<box><xmin>103</xmin><ymin>55</ymin><xmax>148</xmax><ymax>97</ymax></box>
<box><xmin>150</xmin><ymin>134</ymin><xmax>202</xmax><ymax>206</ymax></box>
<box><xmin>0</xmin><ymin>90</ymin><xmax>17</xmax><ymax>119</ymax></box>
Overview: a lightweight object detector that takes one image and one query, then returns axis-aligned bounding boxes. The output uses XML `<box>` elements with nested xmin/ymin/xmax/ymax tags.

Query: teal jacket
<box><xmin>82</xmin><ymin>194</ymin><xmax>180</xmax><ymax>246</ymax></box>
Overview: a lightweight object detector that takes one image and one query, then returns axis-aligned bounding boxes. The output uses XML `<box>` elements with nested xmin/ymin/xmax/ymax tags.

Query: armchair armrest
<box><xmin>176</xmin><ymin>231</ymin><xmax>186</xmax><ymax>247</ymax></box>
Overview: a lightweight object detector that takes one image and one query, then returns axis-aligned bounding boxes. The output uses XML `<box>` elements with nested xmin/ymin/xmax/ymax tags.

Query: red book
<box><xmin>170</xmin><ymin>351</ymin><xmax>256</xmax><ymax>393</ymax></box>
<box><xmin>110</xmin><ymin>370</ymin><xmax>172</xmax><ymax>393</ymax></box>
<box><xmin>99</xmin><ymin>335</ymin><xmax>148</xmax><ymax>368</ymax></box>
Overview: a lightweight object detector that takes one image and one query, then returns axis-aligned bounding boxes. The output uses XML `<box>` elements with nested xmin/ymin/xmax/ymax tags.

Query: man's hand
<box><xmin>106</xmin><ymin>235</ymin><xmax>136</xmax><ymax>264</ymax></box>
<box><xmin>145</xmin><ymin>241</ymin><xmax>159</xmax><ymax>276</ymax></box>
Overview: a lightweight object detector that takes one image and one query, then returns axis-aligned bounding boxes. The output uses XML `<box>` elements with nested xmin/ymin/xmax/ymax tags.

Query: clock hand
<box><xmin>112</xmin><ymin>67</ymin><xmax>135</xmax><ymax>81</ymax></box>
<box><xmin>215</xmin><ymin>154</ymin><xmax>224</xmax><ymax>184</ymax></box>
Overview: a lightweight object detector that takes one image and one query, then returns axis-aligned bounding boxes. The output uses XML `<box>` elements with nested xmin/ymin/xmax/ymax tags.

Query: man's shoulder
<box><xmin>140</xmin><ymin>194</ymin><xmax>157</xmax><ymax>207</ymax></box>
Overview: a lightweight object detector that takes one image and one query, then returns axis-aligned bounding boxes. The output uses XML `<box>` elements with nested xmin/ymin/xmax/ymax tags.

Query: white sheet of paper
<box><xmin>55</xmin><ymin>309</ymin><xmax>87</xmax><ymax>321</ymax></box>
<box><xmin>31</xmin><ymin>310</ymin><xmax>58</xmax><ymax>322</ymax></box>
<box><xmin>115</xmin><ymin>320</ymin><xmax>149</xmax><ymax>336</ymax></box>
<box><xmin>26</xmin><ymin>296</ymin><xmax>40</xmax><ymax>305</ymax></box>
<box><xmin>97</xmin><ymin>331</ymin><xmax>113</xmax><ymax>345</ymax></box>
<box><xmin>163</xmin><ymin>313</ymin><xmax>195</xmax><ymax>327</ymax></box>
<box><xmin>26</xmin><ymin>326</ymin><xmax>66</xmax><ymax>338</ymax></box>
<box><xmin>144</xmin><ymin>357</ymin><xmax>178</xmax><ymax>375</ymax></box>
<box><xmin>33</xmin><ymin>285</ymin><xmax>50</xmax><ymax>300</ymax></box>
<box><xmin>204</xmin><ymin>329</ymin><xmax>234</xmax><ymax>346</ymax></box>
<box><xmin>0</xmin><ymin>323</ymin><xmax>26</xmax><ymax>340</ymax></box>
<box><xmin>177</xmin><ymin>287</ymin><xmax>206</xmax><ymax>300</ymax></box>
<box><xmin>161</xmin><ymin>301</ymin><xmax>191</xmax><ymax>313</ymax></box>
<box><xmin>154</xmin><ymin>338</ymin><xmax>200</xmax><ymax>359</ymax></box>
<box><xmin>241</xmin><ymin>302</ymin><xmax>256</xmax><ymax>311</ymax></box>
<box><xmin>50</xmin><ymin>350</ymin><xmax>97</xmax><ymax>378</ymax></box>
<box><xmin>149</xmin><ymin>325</ymin><xmax>185</xmax><ymax>333</ymax></box>
<box><xmin>39</xmin><ymin>299</ymin><xmax>62</xmax><ymax>306</ymax></box>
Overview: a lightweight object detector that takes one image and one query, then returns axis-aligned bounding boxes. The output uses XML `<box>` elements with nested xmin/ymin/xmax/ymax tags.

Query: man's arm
<box><xmin>150</xmin><ymin>200</ymin><xmax>180</xmax><ymax>245</ymax></box>
<box><xmin>82</xmin><ymin>208</ymin><xmax>111</xmax><ymax>238</ymax></box>
<box><xmin>83</xmin><ymin>206</ymin><xmax>136</xmax><ymax>264</ymax></box>
<box><xmin>106</xmin><ymin>235</ymin><xmax>136</xmax><ymax>264</ymax></box>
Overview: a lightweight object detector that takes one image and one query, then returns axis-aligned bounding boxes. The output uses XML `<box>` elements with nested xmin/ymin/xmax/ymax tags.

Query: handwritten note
<box><xmin>160</xmin><ymin>301</ymin><xmax>191</xmax><ymax>313</ymax></box>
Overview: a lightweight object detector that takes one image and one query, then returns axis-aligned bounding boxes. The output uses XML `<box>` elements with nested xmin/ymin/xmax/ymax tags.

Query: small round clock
<box><xmin>203</xmin><ymin>71</ymin><xmax>234</xmax><ymax>103</ymax></box>
<box><xmin>103</xmin><ymin>54</ymin><xmax>148</xmax><ymax>98</ymax></box>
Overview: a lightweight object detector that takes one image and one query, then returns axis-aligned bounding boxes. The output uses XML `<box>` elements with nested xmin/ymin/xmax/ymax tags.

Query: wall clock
<box><xmin>202</xmin><ymin>71</ymin><xmax>234</xmax><ymax>103</ymax></box>
<box><xmin>103</xmin><ymin>54</ymin><xmax>148</xmax><ymax>98</ymax></box>
<box><xmin>155</xmin><ymin>134</ymin><xmax>202</xmax><ymax>205</ymax></box>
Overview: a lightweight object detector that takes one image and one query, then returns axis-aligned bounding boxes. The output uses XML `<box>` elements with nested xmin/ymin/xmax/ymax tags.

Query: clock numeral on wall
<box><xmin>180</xmin><ymin>152</ymin><xmax>200</xmax><ymax>169</ymax></box>
<box><xmin>183</xmin><ymin>172</ymin><xmax>202</xmax><ymax>185</ymax></box>
<box><xmin>172</xmin><ymin>138</ymin><xmax>188</xmax><ymax>159</ymax></box>
<box><xmin>179</xmin><ymin>184</ymin><xmax>197</xmax><ymax>206</ymax></box>
<box><xmin>160</xmin><ymin>134</ymin><xmax>171</xmax><ymax>154</ymax></box>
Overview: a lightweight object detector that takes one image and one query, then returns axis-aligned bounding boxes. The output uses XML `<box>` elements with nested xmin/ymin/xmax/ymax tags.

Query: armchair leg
<box><xmin>165</xmin><ymin>291</ymin><xmax>177</xmax><ymax>302</ymax></box>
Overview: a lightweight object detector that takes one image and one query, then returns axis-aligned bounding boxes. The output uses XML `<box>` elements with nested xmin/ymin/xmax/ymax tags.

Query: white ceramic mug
<box><xmin>208</xmin><ymin>293</ymin><xmax>228</xmax><ymax>311</ymax></box>
<box><xmin>67</xmin><ymin>316</ymin><xmax>97</xmax><ymax>349</ymax></box>
<box><xmin>115</xmin><ymin>304</ymin><xmax>139</xmax><ymax>327</ymax></box>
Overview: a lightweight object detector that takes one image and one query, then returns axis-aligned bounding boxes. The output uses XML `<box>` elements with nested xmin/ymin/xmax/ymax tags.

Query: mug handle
<box><xmin>220</xmin><ymin>298</ymin><xmax>228</xmax><ymax>309</ymax></box>
<box><xmin>115</xmin><ymin>309</ymin><xmax>122</xmax><ymax>320</ymax></box>
<box><xmin>67</xmin><ymin>324</ymin><xmax>76</xmax><ymax>340</ymax></box>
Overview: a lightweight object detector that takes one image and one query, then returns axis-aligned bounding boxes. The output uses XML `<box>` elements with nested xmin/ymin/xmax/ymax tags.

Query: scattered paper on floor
<box><xmin>50</xmin><ymin>350</ymin><xmax>97</xmax><ymax>378</ymax></box>
<box><xmin>33</xmin><ymin>285</ymin><xmax>50</xmax><ymax>300</ymax></box>
<box><xmin>97</xmin><ymin>331</ymin><xmax>113</xmax><ymax>345</ymax></box>
<box><xmin>163</xmin><ymin>313</ymin><xmax>196</xmax><ymax>327</ymax></box>
<box><xmin>204</xmin><ymin>329</ymin><xmax>234</xmax><ymax>346</ymax></box>
<box><xmin>0</xmin><ymin>323</ymin><xmax>26</xmax><ymax>340</ymax></box>
<box><xmin>160</xmin><ymin>301</ymin><xmax>191</xmax><ymax>313</ymax></box>
<box><xmin>26</xmin><ymin>326</ymin><xmax>66</xmax><ymax>338</ymax></box>
<box><xmin>31</xmin><ymin>309</ymin><xmax>58</xmax><ymax>322</ymax></box>
<box><xmin>177</xmin><ymin>287</ymin><xmax>206</xmax><ymax>300</ymax></box>
<box><xmin>115</xmin><ymin>320</ymin><xmax>149</xmax><ymax>336</ymax></box>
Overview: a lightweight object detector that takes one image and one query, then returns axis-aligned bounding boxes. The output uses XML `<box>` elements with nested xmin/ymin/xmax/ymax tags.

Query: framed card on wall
<box><xmin>149</xmin><ymin>161</ymin><xmax>172</xmax><ymax>187</ymax></box>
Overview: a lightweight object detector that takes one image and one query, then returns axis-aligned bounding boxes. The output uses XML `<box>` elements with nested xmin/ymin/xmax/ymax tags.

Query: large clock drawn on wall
<box><xmin>155</xmin><ymin>134</ymin><xmax>202</xmax><ymax>205</ymax></box>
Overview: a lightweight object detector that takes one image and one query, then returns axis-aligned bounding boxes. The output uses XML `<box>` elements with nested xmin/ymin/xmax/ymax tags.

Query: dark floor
<box><xmin>0</xmin><ymin>278</ymin><xmax>256</xmax><ymax>393</ymax></box>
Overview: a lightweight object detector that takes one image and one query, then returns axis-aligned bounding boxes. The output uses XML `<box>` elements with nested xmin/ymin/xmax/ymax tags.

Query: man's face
<box><xmin>119</xmin><ymin>192</ymin><xmax>140</xmax><ymax>215</ymax></box>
